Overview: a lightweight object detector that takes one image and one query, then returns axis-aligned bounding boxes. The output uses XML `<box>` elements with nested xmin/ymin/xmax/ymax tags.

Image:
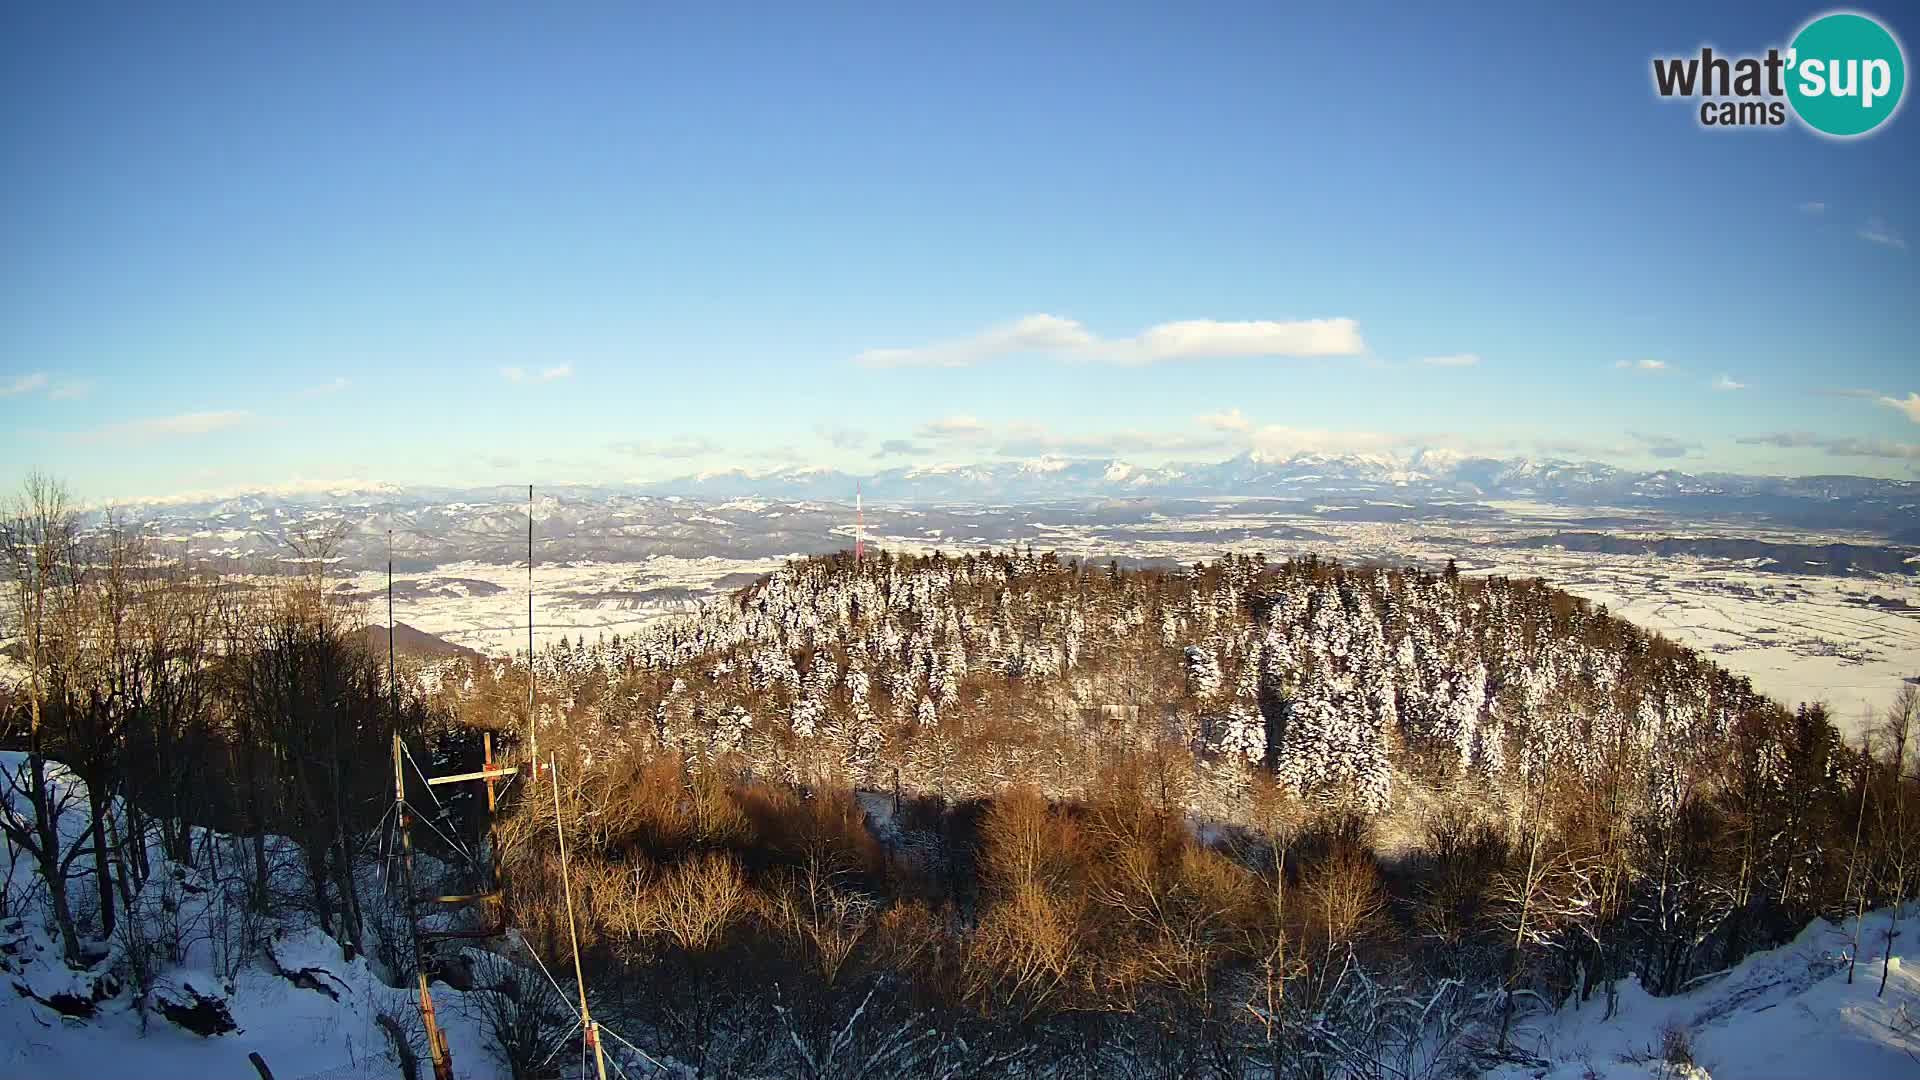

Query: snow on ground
<box><xmin>343</xmin><ymin>554</ymin><xmax>791</xmax><ymax>654</ymax></box>
<box><xmin>4</xmin><ymin>920</ymin><xmax>500</xmax><ymax>1080</ymax></box>
<box><xmin>1536</xmin><ymin>569</ymin><xmax>1917</xmax><ymax>735</ymax></box>
<box><xmin>1491</xmin><ymin>910</ymin><xmax>1920</xmax><ymax>1080</ymax></box>
<box><xmin>7</xmin><ymin>755</ymin><xmax>1920</xmax><ymax>1077</ymax></box>
<box><xmin>0</xmin><ymin>751</ymin><xmax>680</xmax><ymax>1080</ymax></box>
<box><xmin>1428</xmin><ymin>540</ymin><xmax>1917</xmax><ymax>736</ymax></box>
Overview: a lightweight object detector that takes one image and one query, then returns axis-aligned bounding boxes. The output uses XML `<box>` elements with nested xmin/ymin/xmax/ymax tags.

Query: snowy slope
<box><xmin>3</xmin><ymin>922</ymin><xmax>499</xmax><ymax>1080</ymax></box>
<box><xmin>0</xmin><ymin>752</ymin><xmax>669</xmax><ymax>1080</ymax></box>
<box><xmin>1491</xmin><ymin>911</ymin><xmax>1920</xmax><ymax>1080</ymax></box>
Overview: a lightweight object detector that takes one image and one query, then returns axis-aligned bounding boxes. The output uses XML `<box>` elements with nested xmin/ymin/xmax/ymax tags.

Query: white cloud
<box><xmin>611</xmin><ymin>435</ymin><xmax>717</xmax><ymax>459</ymax></box>
<box><xmin>73</xmin><ymin>410</ymin><xmax>253</xmax><ymax>445</ymax></box>
<box><xmin>298</xmin><ymin>377</ymin><xmax>351</xmax><ymax>397</ymax></box>
<box><xmin>747</xmin><ymin>444</ymin><xmax>802</xmax><ymax>463</ymax></box>
<box><xmin>2</xmin><ymin>372</ymin><xmax>49</xmax><ymax>397</ymax></box>
<box><xmin>1627</xmin><ymin>430</ymin><xmax>1699</xmax><ymax>459</ymax></box>
<box><xmin>1859</xmin><ymin>218</ymin><xmax>1906</xmax><ymax>250</ymax></box>
<box><xmin>1131</xmin><ymin>319</ymin><xmax>1364</xmax><ymax>362</ymax></box>
<box><xmin>1197</xmin><ymin>408</ymin><xmax>1252</xmax><ymax>432</ymax></box>
<box><xmin>1712</xmin><ymin>374</ymin><xmax>1746</xmax><ymax>391</ymax></box>
<box><xmin>856</xmin><ymin>314</ymin><xmax>1094</xmax><ymax>369</ymax></box>
<box><xmin>855</xmin><ymin>313</ymin><xmax>1364</xmax><ymax>368</ymax></box>
<box><xmin>904</xmin><ymin>414</ymin><xmax>1240</xmax><ymax>459</ymax></box>
<box><xmin>501</xmin><ymin>364</ymin><xmax>574</xmax><ymax>383</ymax></box>
<box><xmin>910</xmin><ymin>411</ymin><xmax>1464</xmax><ymax>462</ymax></box>
<box><xmin>995</xmin><ymin>422</ymin><xmax>1232</xmax><ymax>457</ymax></box>
<box><xmin>1737</xmin><ymin>431</ymin><xmax>1920</xmax><ymax>460</ymax></box>
<box><xmin>1418</xmin><ymin>354</ymin><xmax>1481</xmax><ymax>367</ymax></box>
<box><xmin>1614</xmin><ymin>359</ymin><xmax>1668</xmax><ymax>372</ymax></box>
<box><xmin>1530</xmin><ymin>436</ymin><xmax>1638</xmax><ymax>459</ymax></box>
<box><xmin>1248</xmin><ymin>425</ymin><xmax>1404</xmax><ymax>457</ymax></box>
<box><xmin>814</xmin><ymin>424</ymin><xmax>868</xmax><ymax>449</ymax></box>
<box><xmin>1800</xmin><ymin>201</ymin><xmax>1826</xmax><ymax>214</ymax></box>
<box><xmin>917</xmin><ymin>414</ymin><xmax>991</xmax><ymax>440</ymax></box>
<box><xmin>1102</xmin><ymin>429</ymin><xmax>1234</xmax><ymax>454</ymax></box>
<box><xmin>2</xmin><ymin>373</ymin><xmax>92</xmax><ymax>400</ymax></box>
<box><xmin>1879</xmin><ymin>392</ymin><xmax>1920</xmax><ymax>424</ymax></box>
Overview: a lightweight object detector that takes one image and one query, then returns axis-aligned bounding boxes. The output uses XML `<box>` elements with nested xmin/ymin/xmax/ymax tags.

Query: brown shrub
<box><xmin>1414</xmin><ymin>801</ymin><xmax>1509</xmax><ymax>950</ymax></box>
<box><xmin>869</xmin><ymin>900</ymin><xmax>947</xmax><ymax>980</ymax></box>
<box><xmin>1303</xmin><ymin>843</ymin><xmax>1388</xmax><ymax>951</ymax></box>
<box><xmin>649</xmin><ymin>851</ymin><xmax>754</xmax><ymax>952</ymax></box>
<box><xmin>688</xmin><ymin>764</ymin><xmax>751</xmax><ymax>847</ymax></box>
<box><xmin>767</xmin><ymin>855</ymin><xmax>877</xmax><ymax>986</ymax></box>
<box><xmin>978</xmin><ymin>785</ymin><xmax>1086</xmax><ymax>897</ymax></box>
<box><xmin>595</xmin><ymin>750</ymin><xmax>697</xmax><ymax>856</ymax></box>
<box><xmin>968</xmin><ymin>880</ymin><xmax>1087</xmax><ymax>1013</ymax></box>
<box><xmin>580</xmin><ymin>857</ymin><xmax>656</xmax><ymax>958</ymax></box>
<box><xmin>736</xmin><ymin>783</ymin><xmax>881</xmax><ymax>883</ymax></box>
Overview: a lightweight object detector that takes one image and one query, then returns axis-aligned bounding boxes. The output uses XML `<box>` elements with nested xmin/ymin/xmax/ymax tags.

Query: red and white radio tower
<box><xmin>854</xmin><ymin>482</ymin><xmax>865</xmax><ymax>563</ymax></box>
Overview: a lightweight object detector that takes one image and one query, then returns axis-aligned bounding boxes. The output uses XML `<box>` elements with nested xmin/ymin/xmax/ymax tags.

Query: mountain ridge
<box><xmin>107</xmin><ymin>450</ymin><xmax>1919</xmax><ymax>512</ymax></box>
<box><xmin>639</xmin><ymin>449</ymin><xmax>1920</xmax><ymax>506</ymax></box>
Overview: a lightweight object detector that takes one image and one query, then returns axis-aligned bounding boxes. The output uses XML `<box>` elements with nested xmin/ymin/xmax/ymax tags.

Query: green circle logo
<box><xmin>1787</xmin><ymin>12</ymin><xmax>1906</xmax><ymax>137</ymax></box>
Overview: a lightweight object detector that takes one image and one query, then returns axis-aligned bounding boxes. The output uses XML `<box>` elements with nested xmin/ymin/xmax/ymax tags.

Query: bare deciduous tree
<box><xmin>1874</xmin><ymin>685</ymin><xmax>1920</xmax><ymax>996</ymax></box>
<box><xmin>1</xmin><ymin>473</ymin><xmax>91</xmax><ymax>963</ymax></box>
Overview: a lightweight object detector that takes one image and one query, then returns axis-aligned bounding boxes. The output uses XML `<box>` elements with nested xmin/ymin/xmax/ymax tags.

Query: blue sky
<box><xmin>2</xmin><ymin>1</ymin><xmax>1917</xmax><ymax>501</ymax></box>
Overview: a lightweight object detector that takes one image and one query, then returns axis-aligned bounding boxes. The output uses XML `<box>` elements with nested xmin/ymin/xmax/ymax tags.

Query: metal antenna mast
<box><xmin>551</xmin><ymin>754</ymin><xmax>608</xmax><ymax>1080</ymax></box>
<box><xmin>388</xmin><ymin>525</ymin><xmax>526</xmax><ymax>1080</ymax></box>
<box><xmin>390</xmin><ymin>536</ymin><xmax>455</xmax><ymax>1080</ymax></box>
<box><xmin>388</xmin><ymin>531</ymin><xmax>398</xmax><ymax>722</ymax></box>
<box><xmin>855</xmin><ymin>482</ymin><xmax>864</xmax><ymax>563</ymax></box>
<box><xmin>393</xmin><ymin>733</ymin><xmax>456</xmax><ymax>1080</ymax></box>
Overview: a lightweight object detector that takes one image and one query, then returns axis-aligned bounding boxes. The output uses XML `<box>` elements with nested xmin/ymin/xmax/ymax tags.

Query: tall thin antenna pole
<box><xmin>396</xmin><ymin>732</ymin><xmax>454</xmax><ymax>1080</ymax></box>
<box><xmin>387</xmin><ymin>524</ymin><xmax>508</xmax><ymax>1080</ymax></box>
<box><xmin>550</xmin><ymin>755</ymin><xmax>607</xmax><ymax>1080</ymax></box>
<box><xmin>388</xmin><ymin>531</ymin><xmax>397</xmax><ymax>725</ymax></box>
<box><xmin>855</xmin><ymin>482</ymin><xmax>864</xmax><ymax>564</ymax></box>
<box><xmin>528</xmin><ymin>484</ymin><xmax>538</xmax><ymax>782</ymax></box>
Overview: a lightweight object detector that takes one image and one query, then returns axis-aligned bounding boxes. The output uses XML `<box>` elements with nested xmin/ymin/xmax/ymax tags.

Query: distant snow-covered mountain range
<box><xmin>119</xmin><ymin>449</ymin><xmax>1916</xmax><ymax>517</ymax></box>
<box><xmin>647</xmin><ymin>449</ymin><xmax>1914</xmax><ymax>507</ymax></box>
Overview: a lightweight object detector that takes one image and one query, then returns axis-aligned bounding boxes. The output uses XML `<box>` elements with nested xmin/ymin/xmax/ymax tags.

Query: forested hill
<box><xmin>448</xmin><ymin>549</ymin><xmax>1810</xmax><ymax>828</ymax></box>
